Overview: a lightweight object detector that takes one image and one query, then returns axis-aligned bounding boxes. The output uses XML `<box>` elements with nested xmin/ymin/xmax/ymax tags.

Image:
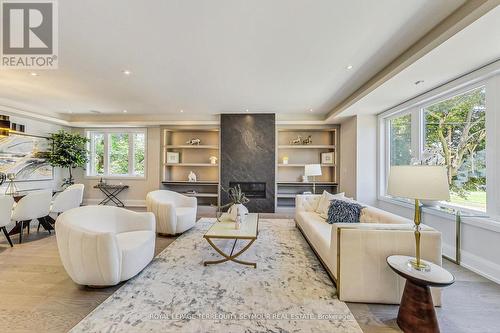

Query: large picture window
<box><xmin>382</xmin><ymin>85</ymin><xmax>487</xmax><ymax>212</ymax></box>
<box><xmin>87</xmin><ymin>129</ymin><xmax>146</xmax><ymax>178</ymax></box>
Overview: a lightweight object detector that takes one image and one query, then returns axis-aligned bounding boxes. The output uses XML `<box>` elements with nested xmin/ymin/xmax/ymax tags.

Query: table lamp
<box><xmin>304</xmin><ymin>164</ymin><xmax>322</xmax><ymax>194</ymax></box>
<box><xmin>387</xmin><ymin>165</ymin><xmax>449</xmax><ymax>271</ymax></box>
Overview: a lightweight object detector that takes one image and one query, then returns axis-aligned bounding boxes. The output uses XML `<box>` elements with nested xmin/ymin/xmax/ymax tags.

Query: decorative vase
<box><xmin>235</xmin><ymin>215</ymin><xmax>241</xmax><ymax>230</ymax></box>
<box><xmin>228</xmin><ymin>203</ymin><xmax>248</xmax><ymax>221</ymax></box>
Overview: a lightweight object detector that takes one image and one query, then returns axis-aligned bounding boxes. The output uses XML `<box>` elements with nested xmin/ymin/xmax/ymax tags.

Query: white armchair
<box><xmin>146</xmin><ymin>190</ymin><xmax>197</xmax><ymax>235</ymax></box>
<box><xmin>55</xmin><ymin>206</ymin><xmax>156</xmax><ymax>286</ymax></box>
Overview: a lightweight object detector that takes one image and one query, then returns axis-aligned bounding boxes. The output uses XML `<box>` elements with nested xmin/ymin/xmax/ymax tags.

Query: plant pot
<box><xmin>228</xmin><ymin>204</ymin><xmax>249</xmax><ymax>221</ymax></box>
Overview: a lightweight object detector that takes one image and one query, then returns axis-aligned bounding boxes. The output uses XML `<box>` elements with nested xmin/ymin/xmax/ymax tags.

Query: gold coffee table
<box><xmin>203</xmin><ymin>213</ymin><xmax>259</xmax><ymax>268</ymax></box>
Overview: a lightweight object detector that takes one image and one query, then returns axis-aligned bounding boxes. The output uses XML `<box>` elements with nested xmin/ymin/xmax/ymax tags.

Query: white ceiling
<box><xmin>0</xmin><ymin>0</ymin><xmax>465</xmax><ymax>121</ymax></box>
<box><xmin>338</xmin><ymin>5</ymin><xmax>500</xmax><ymax>119</ymax></box>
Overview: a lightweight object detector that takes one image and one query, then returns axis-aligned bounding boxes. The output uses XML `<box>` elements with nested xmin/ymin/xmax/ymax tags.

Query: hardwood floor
<box><xmin>0</xmin><ymin>215</ymin><xmax>499</xmax><ymax>333</ymax></box>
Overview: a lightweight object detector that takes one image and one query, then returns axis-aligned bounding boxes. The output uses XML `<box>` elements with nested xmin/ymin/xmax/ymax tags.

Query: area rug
<box><xmin>71</xmin><ymin>218</ymin><xmax>362</xmax><ymax>333</ymax></box>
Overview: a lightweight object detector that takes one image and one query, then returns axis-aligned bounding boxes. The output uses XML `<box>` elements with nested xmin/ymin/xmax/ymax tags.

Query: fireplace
<box><xmin>229</xmin><ymin>182</ymin><xmax>266</xmax><ymax>199</ymax></box>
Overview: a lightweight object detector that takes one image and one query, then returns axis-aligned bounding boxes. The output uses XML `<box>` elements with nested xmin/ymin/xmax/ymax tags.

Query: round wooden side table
<box><xmin>387</xmin><ymin>255</ymin><xmax>455</xmax><ymax>333</ymax></box>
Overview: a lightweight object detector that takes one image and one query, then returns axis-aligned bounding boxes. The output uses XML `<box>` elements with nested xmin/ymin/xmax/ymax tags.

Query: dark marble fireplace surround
<box><xmin>221</xmin><ymin>114</ymin><xmax>275</xmax><ymax>213</ymax></box>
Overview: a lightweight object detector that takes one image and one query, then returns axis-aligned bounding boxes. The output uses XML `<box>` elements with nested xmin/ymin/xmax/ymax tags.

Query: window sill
<box><xmin>378</xmin><ymin>196</ymin><xmax>500</xmax><ymax>233</ymax></box>
<box><xmin>85</xmin><ymin>175</ymin><xmax>146</xmax><ymax>181</ymax></box>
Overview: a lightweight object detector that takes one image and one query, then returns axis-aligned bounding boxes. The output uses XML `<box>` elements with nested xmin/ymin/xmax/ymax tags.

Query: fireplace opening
<box><xmin>229</xmin><ymin>182</ymin><xmax>266</xmax><ymax>199</ymax></box>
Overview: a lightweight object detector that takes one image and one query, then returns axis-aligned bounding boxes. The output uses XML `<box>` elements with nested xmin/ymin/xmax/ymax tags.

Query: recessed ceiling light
<box><xmin>414</xmin><ymin>80</ymin><xmax>424</xmax><ymax>85</ymax></box>
<box><xmin>30</xmin><ymin>72</ymin><xmax>39</xmax><ymax>76</ymax></box>
<box><xmin>245</xmin><ymin>109</ymin><xmax>249</xmax><ymax>112</ymax></box>
<box><xmin>346</xmin><ymin>65</ymin><xmax>353</xmax><ymax>70</ymax></box>
<box><xmin>180</xmin><ymin>109</ymin><xmax>184</xmax><ymax>113</ymax></box>
<box><xmin>123</xmin><ymin>109</ymin><xmax>128</xmax><ymax>113</ymax></box>
<box><xmin>122</xmin><ymin>70</ymin><xmax>132</xmax><ymax>75</ymax></box>
<box><xmin>309</xmin><ymin>108</ymin><xmax>313</xmax><ymax>112</ymax></box>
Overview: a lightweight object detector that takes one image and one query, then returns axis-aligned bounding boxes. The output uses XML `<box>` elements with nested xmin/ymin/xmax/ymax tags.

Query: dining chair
<box><xmin>0</xmin><ymin>196</ymin><xmax>15</xmax><ymax>247</ymax></box>
<box><xmin>11</xmin><ymin>191</ymin><xmax>52</xmax><ymax>243</ymax></box>
<box><xmin>46</xmin><ymin>184</ymin><xmax>85</xmax><ymax>225</ymax></box>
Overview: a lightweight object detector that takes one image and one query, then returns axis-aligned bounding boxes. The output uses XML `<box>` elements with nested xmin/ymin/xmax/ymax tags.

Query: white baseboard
<box><xmin>83</xmin><ymin>199</ymin><xmax>146</xmax><ymax>207</ymax></box>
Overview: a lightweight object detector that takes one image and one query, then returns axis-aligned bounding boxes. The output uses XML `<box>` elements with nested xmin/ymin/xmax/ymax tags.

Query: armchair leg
<box><xmin>2</xmin><ymin>227</ymin><xmax>13</xmax><ymax>247</ymax></box>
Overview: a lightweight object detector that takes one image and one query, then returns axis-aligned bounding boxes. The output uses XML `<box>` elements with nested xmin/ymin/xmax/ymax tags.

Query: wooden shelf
<box><xmin>276</xmin><ymin>193</ymin><xmax>298</xmax><ymax>198</ymax></box>
<box><xmin>182</xmin><ymin>192</ymin><xmax>218</xmax><ymax>198</ymax></box>
<box><xmin>162</xmin><ymin>181</ymin><xmax>219</xmax><ymax>185</ymax></box>
<box><xmin>277</xmin><ymin>181</ymin><xmax>338</xmax><ymax>186</ymax></box>
<box><xmin>278</xmin><ymin>145</ymin><xmax>335</xmax><ymax>149</ymax></box>
<box><xmin>165</xmin><ymin>163</ymin><xmax>218</xmax><ymax>167</ymax></box>
<box><xmin>164</xmin><ymin>145</ymin><xmax>219</xmax><ymax>149</ymax></box>
<box><xmin>278</xmin><ymin>164</ymin><xmax>336</xmax><ymax>167</ymax></box>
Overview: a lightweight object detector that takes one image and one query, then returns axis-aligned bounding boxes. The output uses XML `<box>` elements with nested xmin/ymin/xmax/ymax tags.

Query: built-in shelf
<box><xmin>182</xmin><ymin>192</ymin><xmax>218</xmax><ymax>198</ymax></box>
<box><xmin>162</xmin><ymin>181</ymin><xmax>218</xmax><ymax>185</ymax></box>
<box><xmin>165</xmin><ymin>163</ymin><xmax>218</xmax><ymax>167</ymax></box>
<box><xmin>278</xmin><ymin>145</ymin><xmax>335</xmax><ymax>149</ymax></box>
<box><xmin>277</xmin><ymin>181</ymin><xmax>338</xmax><ymax>186</ymax></box>
<box><xmin>276</xmin><ymin>193</ymin><xmax>298</xmax><ymax>198</ymax></box>
<box><xmin>278</xmin><ymin>164</ymin><xmax>336</xmax><ymax>167</ymax></box>
<box><xmin>164</xmin><ymin>145</ymin><xmax>219</xmax><ymax>149</ymax></box>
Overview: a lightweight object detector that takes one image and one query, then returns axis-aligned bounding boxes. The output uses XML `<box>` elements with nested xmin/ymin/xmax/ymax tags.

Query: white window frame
<box><xmin>378</xmin><ymin>73</ymin><xmax>497</xmax><ymax>216</ymax></box>
<box><xmin>85</xmin><ymin>128</ymin><xmax>147</xmax><ymax>179</ymax></box>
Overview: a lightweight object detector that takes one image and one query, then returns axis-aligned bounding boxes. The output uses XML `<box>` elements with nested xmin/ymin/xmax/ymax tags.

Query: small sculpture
<box><xmin>282</xmin><ymin>156</ymin><xmax>289</xmax><ymax>164</ymax></box>
<box><xmin>290</xmin><ymin>136</ymin><xmax>302</xmax><ymax>145</ymax></box>
<box><xmin>186</xmin><ymin>138</ymin><xmax>201</xmax><ymax>145</ymax></box>
<box><xmin>209</xmin><ymin>156</ymin><xmax>218</xmax><ymax>165</ymax></box>
<box><xmin>188</xmin><ymin>171</ymin><xmax>197</xmax><ymax>182</ymax></box>
<box><xmin>302</xmin><ymin>135</ymin><xmax>312</xmax><ymax>145</ymax></box>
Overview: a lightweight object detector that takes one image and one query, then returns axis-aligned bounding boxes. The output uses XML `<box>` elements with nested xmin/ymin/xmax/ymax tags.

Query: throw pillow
<box><xmin>316</xmin><ymin>191</ymin><xmax>345</xmax><ymax>217</ymax></box>
<box><xmin>326</xmin><ymin>198</ymin><xmax>364</xmax><ymax>224</ymax></box>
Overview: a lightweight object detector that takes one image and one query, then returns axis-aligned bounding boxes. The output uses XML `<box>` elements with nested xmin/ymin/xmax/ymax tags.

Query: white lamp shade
<box><xmin>387</xmin><ymin>165</ymin><xmax>450</xmax><ymax>201</ymax></box>
<box><xmin>304</xmin><ymin>164</ymin><xmax>322</xmax><ymax>177</ymax></box>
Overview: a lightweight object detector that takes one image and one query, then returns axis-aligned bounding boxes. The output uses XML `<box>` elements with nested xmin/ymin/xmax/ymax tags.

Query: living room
<box><xmin>1</xmin><ymin>1</ymin><xmax>500</xmax><ymax>332</ymax></box>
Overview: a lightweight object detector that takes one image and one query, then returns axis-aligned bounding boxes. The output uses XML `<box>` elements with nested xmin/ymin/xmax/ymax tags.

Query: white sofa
<box><xmin>55</xmin><ymin>206</ymin><xmax>156</xmax><ymax>287</ymax></box>
<box><xmin>295</xmin><ymin>194</ymin><xmax>442</xmax><ymax>305</ymax></box>
<box><xmin>146</xmin><ymin>190</ymin><xmax>197</xmax><ymax>235</ymax></box>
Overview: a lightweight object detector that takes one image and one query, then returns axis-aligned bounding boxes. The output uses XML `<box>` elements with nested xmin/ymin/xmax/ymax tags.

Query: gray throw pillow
<box><xmin>326</xmin><ymin>198</ymin><xmax>364</xmax><ymax>224</ymax></box>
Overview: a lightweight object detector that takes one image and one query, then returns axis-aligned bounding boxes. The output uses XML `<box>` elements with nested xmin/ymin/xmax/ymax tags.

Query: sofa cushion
<box><xmin>296</xmin><ymin>211</ymin><xmax>332</xmax><ymax>266</ymax></box>
<box><xmin>327</xmin><ymin>199</ymin><xmax>364</xmax><ymax>224</ymax></box>
<box><xmin>116</xmin><ymin>230</ymin><xmax>155</xmax><ymax>281</ymax></box>
<box><xmin>316</xmin><ymin>191</ymin><xmax>345</xmax><ymax>218</ymax></box>
<box><xmin>360</xmin><ymin>206</ymin><xmax>413</xmax><ymax>224</ymax></box>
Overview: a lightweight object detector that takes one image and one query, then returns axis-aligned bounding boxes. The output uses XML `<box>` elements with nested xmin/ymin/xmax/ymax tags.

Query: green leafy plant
<box><xmin>48</xmin><ymin>130</ymin><xmax>89</xmax><ymax>187</ymax></box>
<box><xmin>220</xmin><ymin>184</ymin><xmax>250</xmax><ymax>209</ymax></box>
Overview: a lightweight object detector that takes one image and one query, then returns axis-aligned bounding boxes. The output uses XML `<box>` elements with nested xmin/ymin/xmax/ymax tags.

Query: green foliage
<box><xmin>390</xmin><ymin>113</ymin><xmax>412</xmax><ymax>166</ymax></box>
<box><xmin>48</xmin><ymin>130</ymin><xmax>89</xmax><ymax>185</ymax></box>
<box><xmin>109</xmin><ymin>133</ymin><xmax>129</xmax><ymax>175</ymax></box>
<box><xmin>221</xmin><ymin>185</ymin><xmax>250</xmax><ymax>209</ymax></box>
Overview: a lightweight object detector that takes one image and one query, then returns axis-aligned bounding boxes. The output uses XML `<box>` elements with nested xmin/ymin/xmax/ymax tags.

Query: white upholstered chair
<box><xmin>55</xmin><ymin>205</ymin><xmax>156</xmax><ymax>286</ymax></box>
<box><xmin>50</xmin><ymin>183</ymin><xmax>84</xmax><ymax>215</ymax></box>
<box><xmin>0</xmin><ymin>196</ymin><xmax>15</xmax><ymax>247</ymax></box>
<box><xmin>146</xmin><ymin>190</ymin><xmax>197</xmax><ymax>235</ymax></box>
<box><xmin>11</xmin><ymin>191</ymin><xmax>52</xmax><ymax>243</ymax></box>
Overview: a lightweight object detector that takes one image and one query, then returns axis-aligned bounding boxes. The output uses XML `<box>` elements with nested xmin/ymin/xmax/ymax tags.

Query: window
<box><xmin>389</xmin><ymin>113</ymin><xmax>412</xmax><ymax>166</ymax></box>
<box><xmin>87</xmin><ymin>129</ymin><xmax>147</xmax><ymax>178</ymax></box>
<box><xmin>382</xmin><ymin>85</ymin><xmax>487</xmax><ymax>213</ymax></box>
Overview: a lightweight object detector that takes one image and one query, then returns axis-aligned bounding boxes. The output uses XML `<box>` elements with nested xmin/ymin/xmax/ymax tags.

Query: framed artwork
<box><xmin>166</xmin><ymin>152</ymin><xmax>180</xmax><ymax>164</ymax></box>
<box><xmin>0</xmin><ymin>133</ymin><xmax>53</xmax><ymax>181</ymax></box>
<box><xmin>320</xmin><ymin>152</ymin><xmax>334</xmax><ymax>164</ymax></box>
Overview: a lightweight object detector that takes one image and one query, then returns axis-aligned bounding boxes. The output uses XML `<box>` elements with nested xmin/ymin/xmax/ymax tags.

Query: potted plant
<box><xmin>48</xmin><ymin>130</ymin><xmax>89</xmax><ymax>187</ymax></box>
<box><xmin>221</xmin><ymin>185</ymin><xmax>250</xmax><ymax>221</ymax></box>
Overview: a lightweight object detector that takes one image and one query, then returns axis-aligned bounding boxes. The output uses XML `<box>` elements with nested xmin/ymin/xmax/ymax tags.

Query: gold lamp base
<box><xmin>408</xmin><ymin>258</ymin><xmax>431</xmax><ymax>272</ymax></box>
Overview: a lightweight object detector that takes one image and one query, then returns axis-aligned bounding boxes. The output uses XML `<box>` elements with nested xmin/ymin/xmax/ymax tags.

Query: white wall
<box><xmin>73</xmin><ymin>127</ymin><xmax>161</xmax><ymax>206</ymax></box>
<box><xmin>339</xmin><ymin>116</ymin><xmax>356</xmax><ymax>197</ymax></box>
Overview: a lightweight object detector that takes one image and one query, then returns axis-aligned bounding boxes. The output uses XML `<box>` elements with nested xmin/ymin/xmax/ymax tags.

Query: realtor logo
<box><xmin>1</xmin><ymin>0</ymin><xmax>58</xmax><ymax>68</ymax></box>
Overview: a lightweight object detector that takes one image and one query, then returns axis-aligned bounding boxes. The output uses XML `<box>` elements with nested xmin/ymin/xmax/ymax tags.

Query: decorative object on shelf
<box><xmin>282</xmin><ymin>156</ymin><xmax>289</xmax><ymax>164</ymax></box>
<box><xmin>321</xmin><ymin>152</ymin><xmax>334</xmax><ymax>164</ymax></box>
<box><xmin>290</xmin><ymin>136</ymin><xmax>302</xmax><ymax>145</ymax></box>
<box><xmin>221</xmin><ymin>184</ymin><xmax>250</xmax><ymax>221</ymax></box>
<box><xmin>186</xmin><ymin>138</ymin><xmax>201</xmax><ymax>145</ymax></box>
<box><xmin>304</xmin><ymin>164</ymin><xmax>322</xmax><ymax>194</ymax></box>
<box><xmin>387</xmin><ymin>165</ymin><xmax>450</xmax><ymax>271</ymax></box>
<box><xmin>0</xmin><ymin>133</ymin><xmax>53</xmax><ymax>182</ymax></box>
<box><xmin>302</xmin><ymin>135</ymin><xmax>312</xmax><ymax>145</ymax></box>
<box><xmin>188</xmin><ymin>171</ymin><xmax>197</xmax><ymax>182</ymax></box>
<box><xmin>209</xmin><ymin>156</ymin><xmax>218</xmax><ymax>165</ymax></box>
<box><xmin>166</xmin><ymin>151</ymin><xmax>180</xmax><ymax>164</ymax></box>
<box><xmin>301</xmin><ymin>175</ymin><xmax>308</xmax><ymax>182</ymax></box>
<box><xmin>5</xmin><ymin>173</ymin><xmax>18</xmax><ymax>196</ymax></box>
<box><xmin>48</xmin><ymin>130</ymin><xmax>89</xmax><ymax>187</ymax></box>
<box><xmin>186</xmin><ymin>190</ymin><xmax>197</xmax><ymax>195</ymax></box>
